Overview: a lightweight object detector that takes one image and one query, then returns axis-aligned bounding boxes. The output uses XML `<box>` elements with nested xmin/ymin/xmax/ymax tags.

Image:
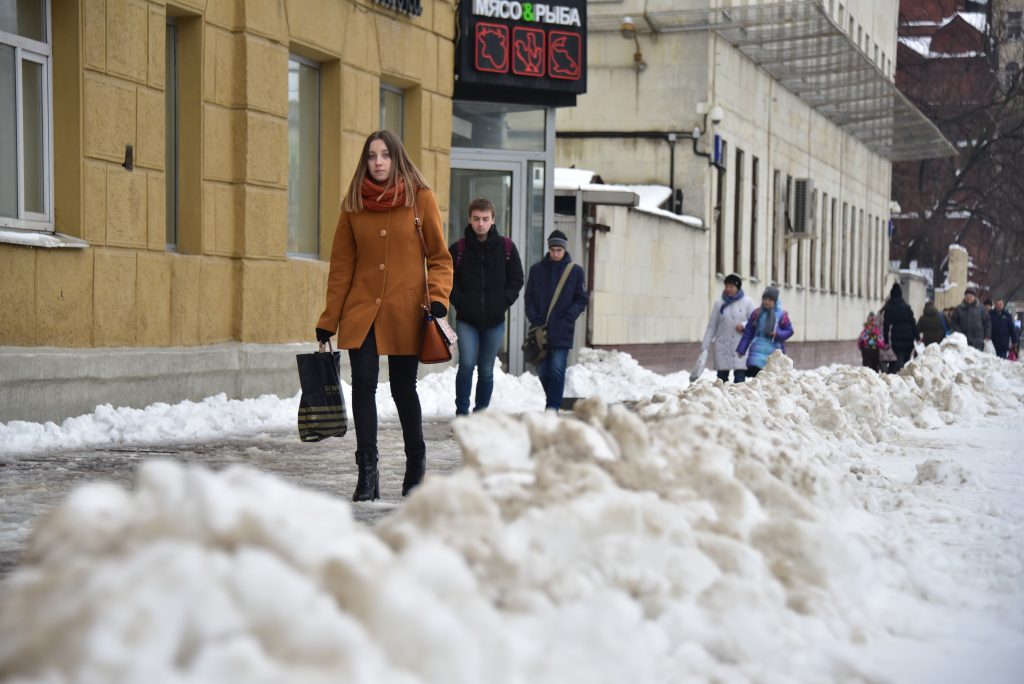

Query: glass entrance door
<box><xmin>449</xmin><ymin>162</ymin><xmax>525</xmax><ymax>374</ymax></box>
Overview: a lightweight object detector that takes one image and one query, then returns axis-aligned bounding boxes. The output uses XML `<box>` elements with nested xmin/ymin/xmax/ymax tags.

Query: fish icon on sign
<box><xmin>549</xmin><ymin>31</ymin><xmax>581</xmax><ymax>80</ymax></box>
<box><xmin>513</xmin><ymin>27</ymin><xmax>545</xmax><ymax>77</ymax></box>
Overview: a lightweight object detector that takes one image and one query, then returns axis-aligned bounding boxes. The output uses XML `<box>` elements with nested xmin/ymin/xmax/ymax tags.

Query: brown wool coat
<box><xmin>317</xmin><ymin>188</ymin><xmax>453</xmax><ymax>355</ymax></box>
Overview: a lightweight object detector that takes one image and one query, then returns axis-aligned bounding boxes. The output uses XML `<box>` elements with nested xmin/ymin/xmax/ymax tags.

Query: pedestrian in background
<box><xmin>448</xmin><ymin>198</ymin><xmax>524</xmax><ymax>415</ymax></box>
<box><xmin>697</xmin><ymin>273</ymin><xmax>755</xmax><ymax>383</ymax></box>
<box><xmin>949</xmin><ymin>287</ymin><xmax>991</xmax><ymax>351</ymax></box>
<box><xmin>881</xmin><ymin>283</ymin><xmax>917</xmax><ymax>372</ymax></box>
<box><xmin>736</xmin><ymin>286</ymin><xmax>793</xmax><ymax>378</ymax></box>
<box><xmin>524</xmin><ymin>230</ymin><xmax>588</xmax><ymax>412</ymax></box>
<box><xmin>917</xmin><ymin>301</ymin><xmax>947</xmax><ymax>347</ymax></box>
<box><xmin>315</xmin><ymin>130</ymin><xmax>453</xmax><ymax>501</ymax></box>
<box><xmin>857</xmin><ymin>312</ymin><xmax>885</xmax><ymax>372</ymax></box>
<box><xmin>989</xmin><ymin>298</ymin><xmax>1019</xmax><ymax>359</ymax></box>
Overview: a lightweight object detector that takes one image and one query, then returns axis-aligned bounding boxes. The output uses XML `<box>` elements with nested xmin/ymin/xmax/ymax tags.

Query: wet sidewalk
<box><xmin>0</xmin><ymin>418</ymin><xmax>463</xmax><ymax>577</ymax></box>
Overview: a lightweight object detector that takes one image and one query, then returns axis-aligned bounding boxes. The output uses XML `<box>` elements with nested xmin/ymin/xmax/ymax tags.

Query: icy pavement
<box><xmin>0</xmin><ymin>420</ymin><xmax>463</xmax><ymax>576</ymax></box>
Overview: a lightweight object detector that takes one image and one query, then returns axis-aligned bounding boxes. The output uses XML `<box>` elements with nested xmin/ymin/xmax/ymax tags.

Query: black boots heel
<box><xmin>353</xmin><ymin>450</ymin><xmax>379</xmax><ymax>502</ymax></box>
<box><xmin>402</xmin><ymin>449</ymin><xmax>426</xmax><ymax>497</ymax></box>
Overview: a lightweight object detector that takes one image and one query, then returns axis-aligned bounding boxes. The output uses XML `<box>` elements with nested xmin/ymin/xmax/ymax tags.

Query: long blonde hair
<box><xmin>341</xmin><ymin>130</ymin><xmax>431</xmax><ymax>212</ymax></box>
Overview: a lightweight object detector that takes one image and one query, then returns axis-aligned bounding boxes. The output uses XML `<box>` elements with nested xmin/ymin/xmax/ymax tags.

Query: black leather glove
<box><xmin>430</xmin><ymin>302</ymin><xmax>447</xmax><ymax>319</ymax></box>
<box><xmin>315</xmin><ymin>327</ymin><xmax>334</xmax><ymax>343</ymax></box>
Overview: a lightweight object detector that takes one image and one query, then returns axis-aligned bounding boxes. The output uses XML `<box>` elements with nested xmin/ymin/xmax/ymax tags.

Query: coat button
<box><xmin>379</xmin><ymin>229</ymin><xmax>387</xmax><ymax>237</ymax></box>
<box><xmin>378</xmin><ymin>263</ymin><xmax>385</xmax><ymax>270</ymax></box>
<box><xmin>375</xmin><ymin>298</ymin><xmax>381</xmax><ymax>305</ymax></box>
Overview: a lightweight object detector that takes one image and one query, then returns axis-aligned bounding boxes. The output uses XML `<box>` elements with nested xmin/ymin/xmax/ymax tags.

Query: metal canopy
<box><xmin>590</xmin><ymin>1</ymin><xmax>955</xmax><ymax>161</ymax></box>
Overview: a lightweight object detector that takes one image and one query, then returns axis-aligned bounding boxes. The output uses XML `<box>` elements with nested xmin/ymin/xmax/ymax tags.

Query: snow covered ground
<box><xmin>1</xmin><ymin>336</ymin><xmax>1023</xmax><ymax>683</ymax></box>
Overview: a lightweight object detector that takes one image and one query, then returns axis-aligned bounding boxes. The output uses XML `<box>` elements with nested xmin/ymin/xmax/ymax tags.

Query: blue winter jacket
<box><xmin>524</xmin><ymin>253</ymin><xmax>588</xmax><ymax>349</ymax></box>
<box><xmin>990</xmin><ymin>308</ymin><xmax>1019</xmax><ymax>349</ymax></box>
<box><xmin>736</xmin><ymin>304</ymin><xmax>794</xmax><ymax>369</ymax></box>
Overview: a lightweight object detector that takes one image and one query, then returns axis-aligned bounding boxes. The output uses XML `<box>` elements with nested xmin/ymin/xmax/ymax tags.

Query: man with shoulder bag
<box><xmin>523</xmin><ymin>230</ymin><xmax>588</xmax><ymax>412</ymax></box>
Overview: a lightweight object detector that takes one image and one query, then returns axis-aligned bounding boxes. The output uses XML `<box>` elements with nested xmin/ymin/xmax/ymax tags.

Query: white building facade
<box><xmin>556</xmin><ymin>0</ymin><xmax>952</xmax><ymax>368</ymax></box>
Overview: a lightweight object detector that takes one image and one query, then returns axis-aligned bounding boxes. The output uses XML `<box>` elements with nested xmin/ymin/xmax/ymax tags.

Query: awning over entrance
<box><xmin>589</xmin><ymin>0</ymin><xmax>955</xmax><ymax>161</ymax></box>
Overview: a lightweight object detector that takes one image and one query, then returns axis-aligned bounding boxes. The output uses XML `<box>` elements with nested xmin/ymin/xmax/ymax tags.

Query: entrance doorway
<box><xmin>449</xmin><ymin>162</ymin><xmax>525</xmax><ymax>372</ymax></box>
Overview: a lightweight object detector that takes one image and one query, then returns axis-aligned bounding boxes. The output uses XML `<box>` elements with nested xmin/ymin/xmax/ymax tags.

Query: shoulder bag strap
<box><xmin>412</xmin><ymin>201</ymin><xmax>432</xmax><ymax>310</ymax></box>
<box><xmin>544</xmin><ymin>263</ymin><xmax>577</xmax><ymax>325</ymax></box>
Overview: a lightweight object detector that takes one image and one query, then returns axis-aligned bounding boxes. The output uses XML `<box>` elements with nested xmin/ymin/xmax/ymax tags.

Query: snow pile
<box><xmin>2</xmin><ymin>337</ymin><xmax>1023</xmax><ymax>681</ymax></box>
<box><xmin>0</xmin><ymin>348</ymin><xmax>699</xmax><ymax>459</ymax></box>
<box><xmin>914</xmin><ymin>459</ymin><xmax>975</xmax><ymax>486</ymax></box>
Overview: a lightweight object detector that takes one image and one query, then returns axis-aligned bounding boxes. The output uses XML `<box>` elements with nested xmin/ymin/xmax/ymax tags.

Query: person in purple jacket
<box><xmin>736</xmin><ymin>286</ymin><xmax>794</xmax><ymax>377</ymax></box>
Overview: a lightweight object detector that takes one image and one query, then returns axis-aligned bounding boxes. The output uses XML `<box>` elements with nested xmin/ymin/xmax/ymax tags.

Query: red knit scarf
<box><xmin>360</xmin><ymin>177</ymin><xmax>407</xmax><ymax>212</ymax></box>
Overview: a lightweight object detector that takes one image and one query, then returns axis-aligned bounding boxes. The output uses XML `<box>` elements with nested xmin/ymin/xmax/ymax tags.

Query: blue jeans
<box><xmin>455</xmin><ymin>320</ymin><xmax>505</xmax><ymax>415</ymax></box>
<box><xmin>537</xmin><ymin>347</ymin><xmax>570</xmax><ymax>410</ymax></box>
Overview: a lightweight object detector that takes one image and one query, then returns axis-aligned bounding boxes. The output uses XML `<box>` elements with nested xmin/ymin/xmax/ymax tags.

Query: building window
<box><xmin>380</xmin><ymin>83</ymin><xmax>404</xmax><ymax>137</ymax></box>
<box><xmin>821</xmin><ymin>192</ymin><xmax>830</xmax><ymax>291</ymax></box>
<box><xmin>784</xmin><ymin>174</ymin><xmax>792</xmax><ymax>285</ymax></box>
<box><xmin>166</xmin><ymin>20</ymin><xmax>178</xmax><ymax>250</ymax></box>
<box><xmin>1008</xmin><ymin>11</ymin><xmax>1023</xmax><ymax>40</ymax></box>
<box><xmin>0</xmin><ymin>0</ymin><xmax>52</xmax><ymax>230</ymax></box>
<box><xmin>808</xmin><ymin>189</ymin><xmax>818</xmax><ymax>288</ymax></box>
<box><xmin>288</xmin><ymin>55</ymin><xmax>320</xmax><ymax>256</ymax></box>
<box><xmin>830</xmin><ymin>198</ymin><xmax>838</xmax><ymax>293</ymax></box>
<box><xmin>714</xmin><ymin>140</ymin><xmax>727</xmax><ymax>275</ymax></box>
<box><xmin>772</xmin><ymin>170</ymin><xmax>782</xmax><ymax>284</ymax></box>
<box><xmin>750</xmin><ymin>156</ymin><xmax>759</xmax><ymax>278</ymax></box>
<box><xmin>733</xmin><ymin>148</ymin><xmax>744</xmax><ymax>276</ymax></box>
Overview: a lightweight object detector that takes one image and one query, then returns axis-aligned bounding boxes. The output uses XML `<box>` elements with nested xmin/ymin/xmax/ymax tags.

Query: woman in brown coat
<box><xmin>315</xmin><ymin>130</ymin><xmax>453</xmax><ymax>501</ymax></box>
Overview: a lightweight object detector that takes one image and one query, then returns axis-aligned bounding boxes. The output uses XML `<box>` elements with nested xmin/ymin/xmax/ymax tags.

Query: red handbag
<box><xmin>413</xmin><ymin>207</ymin><xmax>456</xmax><ymax>364</ymax></box>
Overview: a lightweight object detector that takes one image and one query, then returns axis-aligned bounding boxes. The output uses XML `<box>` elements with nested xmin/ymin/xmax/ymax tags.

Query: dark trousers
<box><xmin>746</xmin><ymin>365</ymin><xmax>762</xmax><ymax>378</ymax></box>
<box><xmin>860</xmin><ymin>348</ymin><xmax>880</xmax><ymax>372</ymax></box>
<box><xmin>348</xmin><ymin>327</ymin><xmax>424</xmax><ymax>457</ymax></box>
<box><xmin>716</xmin><ymin>369</ymin><xmax>746</xmax><ymax>383</ymax></box>
<box><xmin>893</xmin><ymin>347</ymin><xmax>912</xmax><ymax>372</ymax></box>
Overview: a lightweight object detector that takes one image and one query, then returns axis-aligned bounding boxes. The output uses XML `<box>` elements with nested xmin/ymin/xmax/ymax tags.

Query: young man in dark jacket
<box><xmin>449</xmin><ymin>198</ymin><xmax>525</xmax><ymax>415</ymax></box>
<box><xmin>882</xmin><ymin>283</ymin><xmax>917</xmax><ymax>371</ymax></box>
<box><xmin>950</xmin><ymin>287</ymin><xmax>991</xmax><ymax>350</ymax></box>
<box><xmin>524</xmin><ymin>230</ymin><xmax>588</xmax><ymax>412</ymax></box>
<box><xmin>989</xmin><ymin>298</ymin><xmax>1019</xmax><ymax>358</ymax></box>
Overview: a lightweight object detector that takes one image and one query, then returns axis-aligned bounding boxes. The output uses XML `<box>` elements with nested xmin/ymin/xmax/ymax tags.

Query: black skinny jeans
<box><xmin>348</xmin><ymin>327</ymin><xmax>425</xmax><ymax>458</ymax></box>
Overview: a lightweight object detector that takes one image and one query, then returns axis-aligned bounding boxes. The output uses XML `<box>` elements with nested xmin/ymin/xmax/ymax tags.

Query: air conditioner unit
<box><xmin>790</xmin><ymin>178</ymin><xmax>814</xmax><ymax>238</ymax></box>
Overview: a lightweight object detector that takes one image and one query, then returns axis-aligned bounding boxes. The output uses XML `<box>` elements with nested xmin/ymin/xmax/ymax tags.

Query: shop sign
<box><xmin>456</xmin><ymin>0</ymin><xmax>587</xmax><ymax>106</ymax></box>
<box><xmin>374</xmin><ymin>0</ymin><xmax>423</xmax><ymax>17</ymax></box>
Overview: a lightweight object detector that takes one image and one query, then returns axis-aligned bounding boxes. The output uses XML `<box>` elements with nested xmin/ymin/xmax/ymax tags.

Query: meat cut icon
<box><xmin>475</xmin><ymin>22</ymin><xmax>509</xmax><ymax>73</ymax></box>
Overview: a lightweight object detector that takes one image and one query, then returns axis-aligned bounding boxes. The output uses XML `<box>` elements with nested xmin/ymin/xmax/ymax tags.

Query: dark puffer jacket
<box><xmin>524</xmin><ymin>253</ymin><xmax>588</xmax><ymax>348</ymax></box>
<box><xmin>950</xmin><ymin>300</ymin><xmax>991</xmax><ymax>349</ymax></box>
<box><xmin>989</xmin><ymin>308</ymin><xmax>1019</xmax><ymax>353</ymax></box>
<box><xmin>882</xmin><ymin>296</ymin><xmax>917</xmax><ymax>354</ymax></box>
<box><xmin>917</xmin><ymin>303</ymin><xmax>947</xmax><ymax>346</ymax></box>
<box><xmin>448</xmin><ymin>226</ymin><xmax>525</xmax><ymax>329</ymax></box>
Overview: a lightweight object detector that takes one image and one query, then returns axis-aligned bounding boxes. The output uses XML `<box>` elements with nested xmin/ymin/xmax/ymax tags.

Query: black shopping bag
<box><xmin>296</xmin><ymin>345</ymin><xmax>347</xmax><ymax>442</ymax></box>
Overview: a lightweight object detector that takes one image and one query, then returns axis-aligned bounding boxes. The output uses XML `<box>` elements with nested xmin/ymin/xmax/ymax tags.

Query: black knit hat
<box><xmin>548</xmin><ymin>230</ymin><xmax>569</xmax><ymax>249</ymax></box>
<box><xmin>724</xmin><ymin>273</ymin><xmax>742</xmax><ymax>288</ymax></box>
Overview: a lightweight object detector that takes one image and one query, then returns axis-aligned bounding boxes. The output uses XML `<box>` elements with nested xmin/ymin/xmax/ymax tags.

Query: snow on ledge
<box><xmin>0</xmin><ymin>228</ymin><xmax>89</xmax><ymax>249</ymax></box>
<box><xmin>554</xmin><ymin>167</ymin><xmax>704</xmax><ymax>229</ymax></box>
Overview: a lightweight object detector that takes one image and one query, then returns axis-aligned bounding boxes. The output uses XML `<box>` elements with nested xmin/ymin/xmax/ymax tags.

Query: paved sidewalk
<box><xmin>0</xmin><ymin>418</ymin><xmax>463</xmax><ymax>577</ymax></box>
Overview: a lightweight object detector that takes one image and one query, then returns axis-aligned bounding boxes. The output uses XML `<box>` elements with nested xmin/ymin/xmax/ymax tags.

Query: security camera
<box><xmin>708</xmin><ymin>105</ymin><xmax>725</xmax><ymax>125</ymax></box>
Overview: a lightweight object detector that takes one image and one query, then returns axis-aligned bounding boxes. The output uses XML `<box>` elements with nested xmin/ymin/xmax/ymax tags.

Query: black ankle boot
<box><xmin>353</xmin><ymin>450</ymin><xmax>379</xmax><ymax>502</ymax></box>
<box><xmin>402</xmin><ymin>449</ymin><xmax>426</xmax><ymax>497</ymax></box>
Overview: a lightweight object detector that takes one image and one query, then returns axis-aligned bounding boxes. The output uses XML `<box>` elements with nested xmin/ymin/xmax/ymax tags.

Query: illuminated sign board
<box><xmin>456</xmin><ymin>0</ymin><xmax>587</xmax><ymax>107</ymax></box>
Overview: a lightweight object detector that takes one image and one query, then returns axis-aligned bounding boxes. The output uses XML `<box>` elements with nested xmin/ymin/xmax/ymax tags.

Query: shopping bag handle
<box><xmin>318</xmin><ymin>339</ymin><xmax>333</xmax><ymax>353</ymax></box>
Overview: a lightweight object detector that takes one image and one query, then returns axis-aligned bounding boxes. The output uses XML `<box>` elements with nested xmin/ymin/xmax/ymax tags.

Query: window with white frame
<box><xmin>0</xmin><ymin>0</ymin><xmax>52</xmax><ymax>230</ymax></box>
<box><xmin>380</xmin><ymin>83</ymin><xmax>404</xmax><ymax>137</ymax></box>
<box><xmin>287</xmin><ymin>55</ymin><xmax>320</xmax><ymax>256</ymax></box>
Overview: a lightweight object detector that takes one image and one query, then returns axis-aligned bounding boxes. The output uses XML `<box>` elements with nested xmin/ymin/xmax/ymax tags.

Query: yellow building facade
<box><xmin>0</xmin><ymin>0</ymin><xmax>456</xmax><ymax>348</ymax></box>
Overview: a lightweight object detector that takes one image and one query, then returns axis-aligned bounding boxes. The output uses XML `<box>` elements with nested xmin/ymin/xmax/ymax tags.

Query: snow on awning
<box><xmin>588</xmin><ymin>0</ymin><xmax>956</xmax><ymax>161</ymax></box>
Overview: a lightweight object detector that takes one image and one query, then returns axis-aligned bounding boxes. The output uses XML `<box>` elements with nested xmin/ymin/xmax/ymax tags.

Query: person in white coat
<box><xmin>696</xmin><ymin>273</ymin><xmax>755</xmax><ymax>383</ymax></box>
